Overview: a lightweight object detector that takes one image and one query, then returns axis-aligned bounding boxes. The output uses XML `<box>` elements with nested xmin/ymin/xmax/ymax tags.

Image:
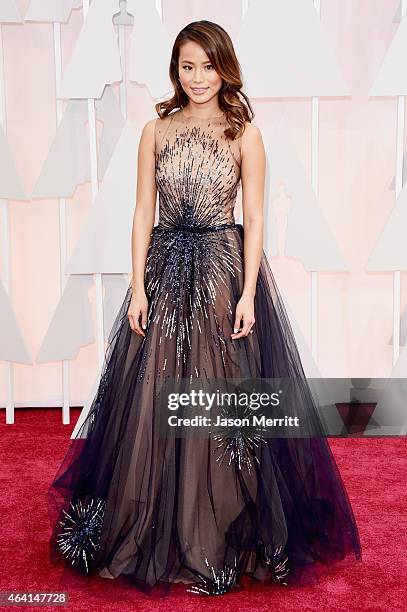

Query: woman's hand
<box><xmin>127</xmin><ymin>289</ymin><xmax>149</xmax><ymax>337</ymax></box>
<box><xmin>230</xmin><ymin>294</ymin><xmax>255</xmax><ymax>339</ymax></box>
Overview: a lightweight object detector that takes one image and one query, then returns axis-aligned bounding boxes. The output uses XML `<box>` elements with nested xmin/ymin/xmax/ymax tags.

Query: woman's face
<box><xmin>178</xmin><ymin>40</ymin><xmax>223</xmax><ymax>106</ymax></box>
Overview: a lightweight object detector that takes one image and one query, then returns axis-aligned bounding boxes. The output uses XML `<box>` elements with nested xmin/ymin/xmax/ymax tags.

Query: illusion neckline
<box><xmin>179</xmin><ymin>108</ymin><xmax>225</xmax><ymax>120</ymax></box>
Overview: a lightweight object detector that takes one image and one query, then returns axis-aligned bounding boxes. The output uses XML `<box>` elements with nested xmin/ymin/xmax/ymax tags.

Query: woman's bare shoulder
<box><xmin>241</xmin><ymin>121</ymin><xmax>264</xmax><ymax>155</ymax></box>
<box><xmin>142</xmin><ymin>117</ymin><xmax>158</xmax><ymax>134</ymax></box>
<box><xmin>242</xmin><ymin>121</ymin><xmax>262</xmax><ymax>139</ymax></box>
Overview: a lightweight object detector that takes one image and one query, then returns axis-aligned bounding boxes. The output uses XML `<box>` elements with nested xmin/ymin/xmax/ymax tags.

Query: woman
<box><xmin>47</xmin><ymin>20</ymin><xmax>362</xmax><ymax>597</ymax></box>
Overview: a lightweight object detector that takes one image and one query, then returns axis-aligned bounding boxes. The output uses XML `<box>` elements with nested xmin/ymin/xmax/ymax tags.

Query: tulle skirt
<box><xmin>47</xmin><ymin>222</ymin><xmax>362</xmax><ymax>597</ymax></box>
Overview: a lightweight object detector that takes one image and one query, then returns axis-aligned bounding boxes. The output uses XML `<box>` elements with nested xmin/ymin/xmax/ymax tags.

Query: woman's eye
<box><xmin>182</xmin><ymin>65</ymin><xmax>214</xmax><ymax>70</ymax></box>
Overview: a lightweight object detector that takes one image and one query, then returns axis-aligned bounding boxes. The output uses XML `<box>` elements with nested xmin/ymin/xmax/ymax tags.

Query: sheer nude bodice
<box><xmin>154</xmin><ymin>109</ymin><xmax>242</xmax><ymax>229</ymax></box>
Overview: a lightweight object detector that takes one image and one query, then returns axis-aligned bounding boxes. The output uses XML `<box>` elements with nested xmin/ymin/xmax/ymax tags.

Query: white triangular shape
<box><xmin>236</xmin><ymin>0</ymin><xmax>349</xmax><ymax>97</ymax></box>
<box><xmin>0</xmin><ymin>279</ymin><xmax>31</xmax><ymax>363</ymax></box>
<box><xmin>25</xmin><ymin>0</ymin><xmax>81</xmax><ymax>23</ymax></box>
<box><xmin>103</xmin><ymin>274</ymin><xmax>130</xmax><ymax>337</ymax></box>
<box><xmin>58</xmin><ymin>0</ymin><xmax>122</xmax><ymax>99</ymax></box>
<box><xmin>388</xmin><ymin>302</ymin><xmax>407</xmax><ymax>347</ymax></box>
<box><xmin>367</xmin><ymin>183</ymin><xmax>407</xmax><ymax>270</ymax></box>
<box><xmin>32</xmin><ymin>89</ymin><xmax>125</xmax><ymax>199</ymax></box>
<box><xmin>127</xmin><ymin>0</ymin><xmax>173</xmax><ymax>98</ymax></box>
<box><xmin>370</xmin><ymin>13</ymin><xmax>407</xmax><ymax>96</ymax></box>
<box><xmin>264</xmin><ymin>120</ymin><xmax>345</xmax><ymax>271</ymax></box>
<box><xmin>66</xmin><ymin>120</ymin><xmax>139</xmax><ymax>274</ymax></box>
<box><xmin>35</xmin><ymin>275</ymin><xmax>94</xmax><ymax>363</ymax></box>
<box><xmin>0</xmin><ymin>0</ymin><xmax>22</xmax><ymax>22</ymax></box>
<box><xmin>369</xmin><ymin>347</ymin><xmax>407</xmax><ymax>435</ymax></box>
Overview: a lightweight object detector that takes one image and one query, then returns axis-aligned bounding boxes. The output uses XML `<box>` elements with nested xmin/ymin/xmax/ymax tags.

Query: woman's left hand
<box><xmin>231</xmin><ymin>294</ymin><xmax>255</xmax><ymax>339</ymax></box>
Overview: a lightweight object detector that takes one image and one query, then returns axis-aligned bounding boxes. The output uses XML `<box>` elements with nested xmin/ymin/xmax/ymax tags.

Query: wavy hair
<box><xmin>154</xmin><ymin>20</ymin><xmax>254</xmax><ymax>140</ymax></box>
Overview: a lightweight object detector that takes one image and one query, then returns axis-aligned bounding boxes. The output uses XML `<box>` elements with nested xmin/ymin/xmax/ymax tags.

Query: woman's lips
<box><xmin>191</xmin><ymin>87</ymin><xmax>208</xmax><ymax>94</ymax></box>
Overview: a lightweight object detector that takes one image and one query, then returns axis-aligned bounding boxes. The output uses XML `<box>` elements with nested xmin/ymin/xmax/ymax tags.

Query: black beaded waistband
<box><xmin>152</xmin><ymin>222</ymin><xmax>239</xmax><ymax>234</ymax></box>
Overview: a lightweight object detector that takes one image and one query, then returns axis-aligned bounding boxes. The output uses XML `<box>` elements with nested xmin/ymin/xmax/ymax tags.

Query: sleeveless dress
<box><xmin>47</xmin><ymin>109</ymin><xmax>362</xmax><ymax>597</ymax></box>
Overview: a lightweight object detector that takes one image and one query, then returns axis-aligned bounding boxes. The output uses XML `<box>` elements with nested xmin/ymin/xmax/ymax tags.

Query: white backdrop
<box><xmin>0</xmin><ymin>0</ymin><xmax>407</xmax><ymax>427</ymax></box>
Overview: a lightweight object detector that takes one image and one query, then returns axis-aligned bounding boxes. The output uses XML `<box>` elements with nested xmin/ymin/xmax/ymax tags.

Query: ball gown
<box><xmin>47</xmin><ymin>108</ymin><xmax>362</xmax><ymax>597</ymax></box>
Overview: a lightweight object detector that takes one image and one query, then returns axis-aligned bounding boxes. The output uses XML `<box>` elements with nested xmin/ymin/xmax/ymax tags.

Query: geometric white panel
<box><xmin>369</xmin><ymin>346</ymin><xmax>407</xmax><ymax>435</ymax></box>
<box><xmin>127</xmin><ymin>0</ymin><xmax>173</xmax><ymax>97</ymax></box>
<box><xmin>0</xmin><ymin>279</ymin><xmax>31</xmax><ymax>364</ymax></box>
<box><xmin>25</xmin><ymin>0</ymin><xmax>81</xmax><ymax>23</ymax></box>
<box><xmin>32</xmin><ymin>88</ymin><xmax>125</xmax><ymax>199</ymax></box>
<box><xmin>270</xmin><ymin>286</ymin><xmax>345</xmax><ymax>432</ymax></box>
<box><xmin>369</xmin><ymin>13</ymin><xmax>407</xmax><ymax>96</ymax></box>
<box><xmin>102</xmin><ymin>274</ymin><xmax>130</xmax><ymax>339</ymax></box>
<box><xmin>66</xmin><ymin>120</ymin><xmax>139</xmax><ymax>274</ymax></box>
<box><xmin>57</xmin><ymin>0</ymin><xmax>173</xmax><ymax>99</ymax></box>
<box><xmin>35</xmin><ymin>275</ymin><xmax>94</xmax><ymax>363</ymax></box>
<box><xmin>388</xmin><ymin>152</ymin><xmax>407</xmax><ymax>191</ymax></box>
<box><xmin>236</xmin><ymin>0</ymin><xmax>349</xmax><ymax>97</ymax></box>
<box><xmin>388</xmin><ymin>302</ymin><xmax>407</xmax><ymax>347</ymax></box>
<box><xmin>0</xmin><ymin>1</ymin><xmax>22</xmax><ymax>22</ymax></box>
<box><xmin>58</xmin><ymin>0</ymin><xmax>123</xmax><ymax>99</ymax></box>
<box><xmin>0</xmin><ymin>125</ymin><xmax>27</xmax><ymax>199</ymax></box>
<box><xmin>278</xmin><ymin>285</ymin><xmax>321</xmax><ymax>379</ymax></box>
<box><xmin>31</xmin><ymin>100</ymin><xmax>90</xmax><ymax>199</ymax></box>
<box><xmin>264</xmin><ymin>120</ymin><xmax>346</xmax><ymax>271</ymax></box>
<box><xmin>392</xmin><ymin>1</ymin><xmax>403</xmax><ymax>23</ymax></box>
<box><xmin>96</xmin><ymin>86</ymin><xmax>126</xmax><ymax>179</ymax></box>
<box><xmin>366</xmin><ymin>183</ymin><xmax>407</xmax><ymax>271</ymax></box>
<box><xmin>70</xmin><ymin>371</ymin><xmax>100</xmax><ymax>438</ymax></box>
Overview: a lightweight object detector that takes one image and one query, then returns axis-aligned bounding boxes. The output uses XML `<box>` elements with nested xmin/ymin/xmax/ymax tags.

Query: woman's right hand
<box><xmin>127</xmin><ymin>289</ymin><xmax>149</xmax><ymax>337</ymax></box>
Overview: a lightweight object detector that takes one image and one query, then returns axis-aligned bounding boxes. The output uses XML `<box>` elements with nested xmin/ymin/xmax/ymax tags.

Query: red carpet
<box><xmin>0</xmin><ymin>408</ymin><xmax>405</xmax><ymax>611</ymax></box>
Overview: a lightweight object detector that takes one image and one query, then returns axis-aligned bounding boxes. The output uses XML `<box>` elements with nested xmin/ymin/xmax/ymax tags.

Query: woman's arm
<box><xmin>128</xmin><ymin>118</ymin><xmax>157</xmax><ymax>337</ymax></box>
<box><xmin>231</xmin><ymin>122</ymin><xmax>266</xmax><ymax>340</ymax></box>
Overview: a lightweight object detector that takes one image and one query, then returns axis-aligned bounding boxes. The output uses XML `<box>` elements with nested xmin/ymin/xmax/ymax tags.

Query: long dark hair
<box><xmin>155</xmin><ymin>20</ymin><xmax>254</xmax><ymax>140</ymax></box>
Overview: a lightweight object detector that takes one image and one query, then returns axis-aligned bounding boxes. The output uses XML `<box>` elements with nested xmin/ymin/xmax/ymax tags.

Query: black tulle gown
<box><xmin>47</xmin><ymin>109</ymin><xmax>362</xmax><ymax>597</ymax></box>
